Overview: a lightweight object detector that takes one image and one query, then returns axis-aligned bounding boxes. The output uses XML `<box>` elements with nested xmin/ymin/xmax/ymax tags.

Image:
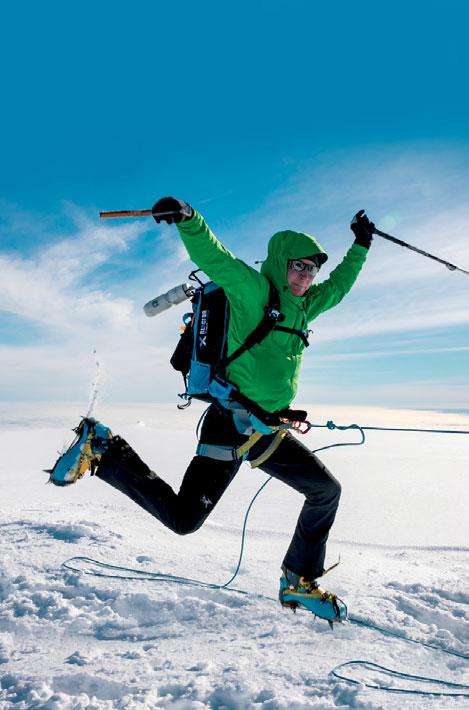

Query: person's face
<box><xmin>287</xmin><ymin>258</ymin><xmax>319</xmax><ymax>296</ymax></box>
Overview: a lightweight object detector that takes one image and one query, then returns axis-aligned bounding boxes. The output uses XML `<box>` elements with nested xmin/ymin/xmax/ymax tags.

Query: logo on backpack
<box><xmin>199</xmin><ymin>309</ymin><xmax>209</xmax><ymax>348</ymax></box>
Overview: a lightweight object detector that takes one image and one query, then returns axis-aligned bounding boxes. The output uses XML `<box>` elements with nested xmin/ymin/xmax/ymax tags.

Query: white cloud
<box><xmin>221</xmin><ymin>145</ymin><xmax>469</xmax><ymax>258</ymax></box>
<box><xmin>0</xmin><ymin>203</ymin><xmax>195</xmax><ymax>404</ymax></box>
<box><xmin>304</xmin><ymin>345</ymin><xmax>469</xmax><ymax>364</ymax></box>
<box><xmin>330</xmin><ymin>380</ymin><xmax>469</xmax><ymax>409</ymax></box>
<box><xmin>0</xmin><ymin>206</ymin><xmax>148</xmax><ymax>333</ymax></box>
<box><xmin>1</xmin><ymin>148</ymin><xmax>468</xmax><ymax>408</ymax></box>
<box><xmin>311</xmin><ymin>286</ymin><xmax>469</xmax><ymax>343</ymax></box>
<box><xmin>218</xmin><ymin>146</ymin><xmax>469</xmax><ymax>342</ymax></box>
<box><xmin>0</xmin><ymin>339</ymin><xmax>183</xmax><ymax>404</ymax></box>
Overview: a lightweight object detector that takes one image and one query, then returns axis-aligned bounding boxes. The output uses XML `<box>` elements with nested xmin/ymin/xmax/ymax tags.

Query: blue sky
<box><xmin>1</xmin><ymin>0</ymin><xmax>468</xmax><ymax>410</ymax></box>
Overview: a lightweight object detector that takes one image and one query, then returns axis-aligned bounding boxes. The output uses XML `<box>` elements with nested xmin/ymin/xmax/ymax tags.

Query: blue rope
<box><xmin>62</xmin><ymin>556</ymin><xmax>469</xmax><ymax>698</ymax></box>
<box><xmin>62</xmin><ymin>418</ymin><xmax>469</xmax><ymax>698</ymax></box>
<box><xmin>219</xmin><ymin>476</ymin><xmax>273</xmax><ymax>588</ymax></box>
<box><xmin>317</xmin><ymin>420</ymin><xmax>469</xmax><ymax>436</ymax></box>
<box><xmin>347</xmin><ymin>616</ymin><xmax>468</xmax><ymax>660</ymax></box>
<box><xmin>330</xmin><ymin>660</ymin><xmax>469</xmax><ymax>697</ymax></box>
<box><xmin>63</xmin><ymin>556</ymin><xmax>250</xmax><ymax>596</ymax></box>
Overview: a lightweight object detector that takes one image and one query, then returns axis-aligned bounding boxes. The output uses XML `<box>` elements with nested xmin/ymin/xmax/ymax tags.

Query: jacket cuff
<box><xmin>353</xmin><ymin>238</ymin><xmax>371</xmax><ymax>251</ymax></box>
<box><xmin>176</xmin><ymin>209</ymin><xmax>203</xmax><ymax>234</ymax></box>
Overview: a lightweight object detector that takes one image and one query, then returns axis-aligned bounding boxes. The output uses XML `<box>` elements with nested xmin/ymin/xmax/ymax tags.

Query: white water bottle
<box><xmin>143</xmin><ymin>283</ymin><xmax>195</xmax><ymax>317</ymax></box>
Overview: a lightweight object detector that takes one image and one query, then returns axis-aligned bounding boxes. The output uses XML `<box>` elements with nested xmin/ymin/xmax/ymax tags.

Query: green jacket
<box><xmin>177</xmin><ymin>211</ymin><xmax>367</xmax><ymax>413</ymax></box>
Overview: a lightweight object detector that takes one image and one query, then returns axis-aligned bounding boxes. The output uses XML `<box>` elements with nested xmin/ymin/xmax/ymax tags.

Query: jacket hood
<box><xmin>260</xmin><ymin>229</ymin><xmax>328</xmax><ymax>295</ymax></box>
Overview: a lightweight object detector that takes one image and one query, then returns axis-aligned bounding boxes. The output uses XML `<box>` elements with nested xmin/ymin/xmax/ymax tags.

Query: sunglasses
<box><xmin>287</xmin><ymin>259</ymin><xmax>320</xmax><ymax>275</ymax></box>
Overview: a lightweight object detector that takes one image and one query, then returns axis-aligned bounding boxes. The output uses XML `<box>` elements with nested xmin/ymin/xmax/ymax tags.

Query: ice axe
<box><xmin>99</xmin><ymin>207</ymin><xmax>469</xmax><ymax>275</ymax></box>
<box><xmin>100</xmin><ymin>208</ymin><xmax>171</xmax><ymax>219</ymax></box>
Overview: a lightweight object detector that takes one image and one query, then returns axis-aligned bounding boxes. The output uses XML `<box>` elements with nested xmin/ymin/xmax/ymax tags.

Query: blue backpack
<box><xmin>170</xmin><ymin>273</ymin><xmax>284</xmax><ymax>408</ymax></box>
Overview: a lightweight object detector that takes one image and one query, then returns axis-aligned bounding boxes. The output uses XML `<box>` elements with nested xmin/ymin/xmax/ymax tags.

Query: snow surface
<box><xmin>1</xmin><ymin>402</ymin><xmax>468</xmax><ymax>709</ymax></box>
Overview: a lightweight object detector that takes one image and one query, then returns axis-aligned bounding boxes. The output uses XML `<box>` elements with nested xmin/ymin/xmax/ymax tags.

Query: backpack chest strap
<box><xmin>222</xmin><ymin>282</ymin><xmax>284</xmax><ymax>369</ymax></box>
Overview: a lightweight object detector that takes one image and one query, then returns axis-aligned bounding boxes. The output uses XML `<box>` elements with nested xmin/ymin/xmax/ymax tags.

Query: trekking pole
<box><xmin>373</xmin><ymin>227</ymin><xmax>469</xmax><ymax>275</ymax></box>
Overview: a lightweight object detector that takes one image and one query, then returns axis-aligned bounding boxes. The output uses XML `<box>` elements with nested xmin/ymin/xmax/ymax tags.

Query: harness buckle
<box><xmin>264</xmin><ymin>305</ymin><xmax>285</xmax><ymax>322</ymax></box>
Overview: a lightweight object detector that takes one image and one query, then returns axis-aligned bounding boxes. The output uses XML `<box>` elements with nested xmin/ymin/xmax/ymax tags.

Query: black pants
<box><xmin>97</xmin><ymin>404</ymin><xmax>341</xmax><ymax>579</ymax></box>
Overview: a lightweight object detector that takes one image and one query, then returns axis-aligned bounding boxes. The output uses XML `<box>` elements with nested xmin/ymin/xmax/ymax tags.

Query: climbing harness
<box><xmin>196</xmin><ymin>429</ymin><xmax>288</xmax><ymax>466</ymax></box>
<box><xmin>194</xmin><ymin>396</ymin><xmax>312</xmax><ymax>466</ymax></box>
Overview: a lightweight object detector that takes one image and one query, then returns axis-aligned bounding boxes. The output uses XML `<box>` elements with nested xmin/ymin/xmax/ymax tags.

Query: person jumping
<box><xmin>47</xmin><ymin>198</ymin><xmax>374</xmax><ymax>624</ymax></box>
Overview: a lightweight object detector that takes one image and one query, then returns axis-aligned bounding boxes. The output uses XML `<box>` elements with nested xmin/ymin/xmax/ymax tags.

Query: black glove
<box><xmin>350</xmin><ymin>209</ymin><xmax>375</xmax><ymax>249</ymax></box>
<box><xmin>152</xmin><ymin>197</ymin><xmax>194</xmax><ymax>224</ymax></box>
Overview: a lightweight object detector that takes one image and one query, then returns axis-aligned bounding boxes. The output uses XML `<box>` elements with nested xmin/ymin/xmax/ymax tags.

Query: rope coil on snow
<box><xmin>330</xmin><ymin>660</ymin><xmax>469</xmax><ymax>697</ymax></box>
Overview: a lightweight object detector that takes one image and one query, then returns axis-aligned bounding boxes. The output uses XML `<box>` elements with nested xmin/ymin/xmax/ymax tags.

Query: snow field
<box><xmin>0</xmin><ymin>403</ymin><xmax>468</xmax><ymax>708</ymax></box>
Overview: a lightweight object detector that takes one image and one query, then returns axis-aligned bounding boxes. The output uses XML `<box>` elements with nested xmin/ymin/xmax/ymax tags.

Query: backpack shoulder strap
<box><xmin>222</xmin><ymin>281</ymin><xmax>284</xmax><ymax>369</ymax></box>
